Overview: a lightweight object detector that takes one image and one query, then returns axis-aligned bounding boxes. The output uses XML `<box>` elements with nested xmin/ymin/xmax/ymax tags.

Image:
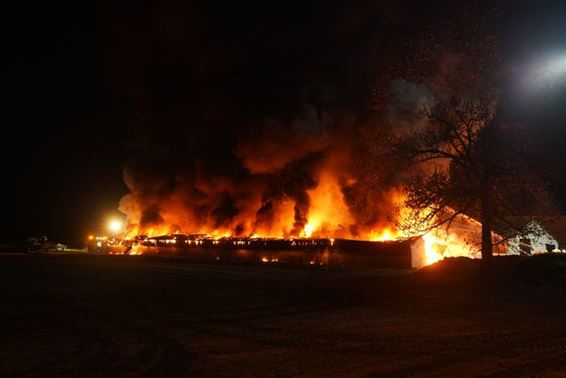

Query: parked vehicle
<box><xmin>26</xmin><ymin>236</ymin><xmax>67</xmax><ymax>253</ymax></box>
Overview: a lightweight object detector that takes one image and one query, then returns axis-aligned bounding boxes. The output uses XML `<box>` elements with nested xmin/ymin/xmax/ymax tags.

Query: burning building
<box><xmin>110</xmin><ymin>233</ymin><xmax>427</xmax><ymax>269</ymax></box>
<box><xmin>98</xmin><ymin>202</ymin><xmax>489</xmax><ymax>269</ymax></box>
<box><xmin>109</xmin><ymin>110</ymin><xmax>494</xmax><ymax>268</ymax></box>
<box><xmin>100</xmin><ymin>0</ymin><xmax>517</xmax><ymax>268</ymax></box>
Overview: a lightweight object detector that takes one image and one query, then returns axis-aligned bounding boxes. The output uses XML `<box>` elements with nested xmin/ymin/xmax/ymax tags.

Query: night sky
<box><xmin>2</xmin><ymin>1</ymin><xmax>565</xmax><ymax>246</ymax></box>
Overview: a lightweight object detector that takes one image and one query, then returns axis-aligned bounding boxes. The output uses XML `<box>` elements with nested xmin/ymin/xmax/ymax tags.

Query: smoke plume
<box><xmin>104</xmin><ymin>0</ymin><xmax>499</xmax><ymax>238</ymax></box>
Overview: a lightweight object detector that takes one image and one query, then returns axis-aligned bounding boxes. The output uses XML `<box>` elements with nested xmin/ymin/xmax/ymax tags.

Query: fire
<box><xmin>422</xmin><ymin>233</ymin><xmax>446</xmax><ymax>265</ymax></box>
<box><xmin>303</xmin><ymin>223</ymin><xmax>315</xmax><ymax>238</ymax></box>
<box><xmin>115</xmin><ymin>205</ymin><xmax>479</xmax><ymax>266</ymax></box>
<box><xmin>304</xmin><ymin>172</ymin><xmax>355</xmax><ymax>238</ymax></box>
<box><xmin>114</xmin><ymin>165</ymin><xmax>481</xmax><ymax>266</ymax></box>
<box><xmin>369</xmin><ymin>228</ymin><xmax>397</xmax><ymax>241</ymax></box>
<box><xmin>419</xmin><ymin>223</ymin><xmax>481</xmax><ymax>266</ymax></box>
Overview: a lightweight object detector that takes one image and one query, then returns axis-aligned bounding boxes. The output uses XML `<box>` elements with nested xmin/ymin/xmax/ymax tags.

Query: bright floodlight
<box><xmin>525</xmin><ymin>53</ymin><xmax>566</xmax><ymax>92</ymax></box>
<box><xmin>108</xmin><ymin>219</ymin><xmax>123</xmax><ymax>233</ymax></box>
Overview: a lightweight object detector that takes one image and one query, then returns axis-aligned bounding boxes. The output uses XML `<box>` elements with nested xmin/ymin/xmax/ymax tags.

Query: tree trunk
<box><xmin>480</xmin><ymin>185</ymin><xmax>493</xmax><ymax>262</ymax></box>
<box><xmin>479</xmin><ymin>117</ymin><xmax>495</xmax><ymax>262</ymax></box>
<box><xmin>480</xmin><ymin>211</ymin><xmax>493</xmax><ymax>261</ymax></box>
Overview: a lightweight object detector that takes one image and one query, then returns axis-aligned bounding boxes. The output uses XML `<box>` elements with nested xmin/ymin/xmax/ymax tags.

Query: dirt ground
<box><xmin>1</xmin><ymin>254</ymin><xmax>566</xmax><ymax>377</ymax></box>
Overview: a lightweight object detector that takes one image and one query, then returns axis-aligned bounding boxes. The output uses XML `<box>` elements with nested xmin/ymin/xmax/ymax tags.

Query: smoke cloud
<box><xmin>104</xmin><ymin>0</ymin><xmax>499</xmax><ymax>238</ymax></box>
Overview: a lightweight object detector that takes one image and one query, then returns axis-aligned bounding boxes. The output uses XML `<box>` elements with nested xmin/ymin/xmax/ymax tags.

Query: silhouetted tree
<box><xmin>395</xmin><ymin>97</ymin><xmax>557</xmax><ymax>261</ymax></box>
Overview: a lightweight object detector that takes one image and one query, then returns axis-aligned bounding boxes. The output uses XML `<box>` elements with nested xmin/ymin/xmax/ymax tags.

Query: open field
<box><xmin>1</xmin><ymin>254</ymin><xmax>566</xmax><ymax>377</ymax></box>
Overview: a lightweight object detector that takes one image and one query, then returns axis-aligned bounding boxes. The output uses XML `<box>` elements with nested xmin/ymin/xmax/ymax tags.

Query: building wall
<box><xmin>506</xmin><ymin>222</ymin><xmax>560</xmax><ymax>255</ymax></box>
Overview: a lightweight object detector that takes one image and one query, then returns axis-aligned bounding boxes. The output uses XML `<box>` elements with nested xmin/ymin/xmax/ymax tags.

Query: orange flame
<box><xmin>118</xmin><ymin>170</ymin><xmax>480</xmax><ymax>266</ymax></box>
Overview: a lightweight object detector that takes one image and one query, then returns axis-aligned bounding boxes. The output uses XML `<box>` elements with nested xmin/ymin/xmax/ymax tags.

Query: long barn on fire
<box><xmin>104</xmin><ymin>234</ymin><xmax>429</xmax><ymax>269</ymax></box>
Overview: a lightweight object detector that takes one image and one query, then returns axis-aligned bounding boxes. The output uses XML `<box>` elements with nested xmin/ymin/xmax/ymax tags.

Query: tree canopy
<box><xmin>395</xmin><ymin>97</ymin><xmax>557</xmax><ymax>260</ymax></box>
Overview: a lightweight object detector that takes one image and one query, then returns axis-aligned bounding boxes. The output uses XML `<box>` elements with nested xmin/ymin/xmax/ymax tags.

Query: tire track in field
<box><xmin>0</xmin><ymin>274</ymin><xmax>191</xmax><ymax>377</ymax></box>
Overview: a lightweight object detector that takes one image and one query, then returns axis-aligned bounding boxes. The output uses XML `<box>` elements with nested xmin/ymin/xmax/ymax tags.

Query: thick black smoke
<box><xmin>101</xmin><ymin>0</ymin><xmax>500</xmax><ymax>236</ymax></box>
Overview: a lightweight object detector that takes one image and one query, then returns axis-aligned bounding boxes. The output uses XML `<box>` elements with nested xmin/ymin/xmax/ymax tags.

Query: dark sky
<box><xmin>1</xmin><ymin>1</ymin><xmax>565</xmax><ymax>246</ymax></box>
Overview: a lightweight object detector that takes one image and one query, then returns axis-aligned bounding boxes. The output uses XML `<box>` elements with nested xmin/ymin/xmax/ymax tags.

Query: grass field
<box><xmin>1</xmin><ymin>253</ymin><xmax>566</xmax><ymax>377</ymax></box>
